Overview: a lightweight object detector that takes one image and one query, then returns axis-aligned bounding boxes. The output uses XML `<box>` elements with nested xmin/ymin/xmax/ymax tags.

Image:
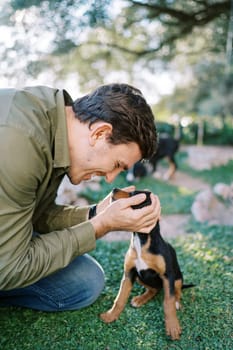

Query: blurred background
<box><xmin>0</xmin><ymin>0</ymin><xmax>232</xmax><ymax>145</ymax></box>
<box><xmin>1</xmin><ymin>4</ymin><xmax>233</xmax><ymax>348</ymax></box>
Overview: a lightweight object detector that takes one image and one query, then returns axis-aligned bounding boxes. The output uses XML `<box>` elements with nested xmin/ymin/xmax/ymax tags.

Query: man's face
<box><xmin>68</xmin><ymin>139</ymin><xmax>141</xmax><ymax>185</ymax></box>
<box><xmin>66</xmin><ymin>109</ymin><xmax>142</xmax><ymax>185</ymax></box>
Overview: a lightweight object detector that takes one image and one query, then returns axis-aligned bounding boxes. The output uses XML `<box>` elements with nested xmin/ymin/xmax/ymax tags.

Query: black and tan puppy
<box><xmin>126</xmin><ymin>134</ymin><xmax>179</xmax><ymax>182</ymax></box>
<box><xmin>100</xmin><ymin>188</ymin><xmax>194</xmax><ymax>340</ymax></box>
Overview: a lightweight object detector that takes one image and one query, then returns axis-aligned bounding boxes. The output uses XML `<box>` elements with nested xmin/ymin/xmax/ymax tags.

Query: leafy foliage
<box><xmin>0</xmin><ymin>0</ymin><xmax>232</xmax><ymax>123</ymax></box>
<box><xmin>116</xmin><ymin>0</ymin><xmax>229</xmax><ymax>58</ymax></box>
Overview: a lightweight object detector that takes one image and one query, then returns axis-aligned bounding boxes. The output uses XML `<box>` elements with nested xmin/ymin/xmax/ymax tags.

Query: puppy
<box><xmin>100</xmin><ymin>188</ymin><xmax>194</xmax><ymax>340</ymax></box>
<box><xmin>126</xmin><ymin>134</ymin><xmax>179</xmax><ymax>182</ymax></box>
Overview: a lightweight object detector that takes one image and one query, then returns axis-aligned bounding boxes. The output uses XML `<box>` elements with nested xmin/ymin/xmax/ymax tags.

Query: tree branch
<box><xmin>130</xmin><ymin>0</ymin><xmax>230</xmax><ymax>25</ymax></box>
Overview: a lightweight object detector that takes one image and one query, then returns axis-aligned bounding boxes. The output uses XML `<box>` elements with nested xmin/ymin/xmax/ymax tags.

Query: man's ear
<box><xmin>89</xmin><ymin>122</ymin><xmax>112</xmax><ymax>146</ymax></box>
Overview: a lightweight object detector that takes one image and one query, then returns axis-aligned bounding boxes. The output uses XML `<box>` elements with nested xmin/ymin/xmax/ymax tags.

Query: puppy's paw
<box><xmin>152</xmin><ymin>171</ymin><xmax>162</xmax><ymax>179</ymax></box>
<box><xmin>163</xmin><ymin>173</ymin><xmax>170</xmax><ymax>181</ymax></box>
<box><xmin>131</xmin><ymin>289</ymin><xmax>157</xmax><ymax>307</ymax></box>
<box><xmin>131</xmin><ymin>295</ymin><xmax>145</xmax><ymax>307</ymax></box>
<box><xmin>165</xmin><ymin>318</ymin><xmax>182</xmax><ymax>340</ymax></box>
<box><xmin>100</xmin><ymin>311</ymin><xmax>118</xmax><ymax>323</ymax></box>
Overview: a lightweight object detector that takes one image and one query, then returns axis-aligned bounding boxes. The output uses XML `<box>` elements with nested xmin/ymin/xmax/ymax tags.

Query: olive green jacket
<box><xmin>0</xmin><ymin>86</ymin><xmax>96</xmax><ymax>290</ymax></box>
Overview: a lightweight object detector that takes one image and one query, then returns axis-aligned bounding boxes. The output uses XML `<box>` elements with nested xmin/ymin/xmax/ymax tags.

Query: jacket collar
<box><xmin>53</xmin><ymin>89</ymin><xmax>72</xmax><ymax>169</ymax></box>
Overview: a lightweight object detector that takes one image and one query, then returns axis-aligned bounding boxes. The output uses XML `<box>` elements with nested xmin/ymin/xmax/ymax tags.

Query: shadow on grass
<box><xmin>0</xmin><ymin>223</ymin><xmax>232</xmax><ymax>350</ymax></box>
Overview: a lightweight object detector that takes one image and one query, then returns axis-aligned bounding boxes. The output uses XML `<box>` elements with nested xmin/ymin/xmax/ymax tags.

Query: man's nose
<box><xmin>105</xmin><ymin>169</ymin><xmax>121</xmax><ymax>183</ymax></box>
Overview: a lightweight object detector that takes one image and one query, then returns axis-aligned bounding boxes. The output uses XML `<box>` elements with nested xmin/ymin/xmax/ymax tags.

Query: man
<box><xmin>0</xmin><ymin>83</ymin><xmax>160</xmax><ymax>311</ymax></box>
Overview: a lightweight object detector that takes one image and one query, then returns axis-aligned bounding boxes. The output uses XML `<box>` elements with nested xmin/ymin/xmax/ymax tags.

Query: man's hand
<box><xmin>90</xmin><ymin>190</ymin><xmax>161</xmax><ymax>239</ymax></box>
<box><xmin>95</xmin><ymin>185</ymin><xmax>136</xmax><ymax>214</ymax></box>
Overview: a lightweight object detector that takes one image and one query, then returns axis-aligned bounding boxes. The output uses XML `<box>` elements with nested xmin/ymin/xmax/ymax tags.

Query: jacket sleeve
<box><xmin>0</xmin><ymin>127</ymin><xmax>96</xmax><ymax>290</ymax></box>
<box><xmin>33</xmin><ymin>201</ymin><xmax>92</xmax><ymax>233</ymax></box>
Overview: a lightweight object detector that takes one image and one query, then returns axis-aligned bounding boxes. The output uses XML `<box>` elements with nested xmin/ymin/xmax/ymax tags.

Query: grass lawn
<box><xmin>0</xmin><ymin>224</ymin><xmax>232</xmax><ymax>350</ymax></box>
<box><xmin>0</xmin><ymin>153</ymin><xmax>232</xmax><ymax>349</ymax></box>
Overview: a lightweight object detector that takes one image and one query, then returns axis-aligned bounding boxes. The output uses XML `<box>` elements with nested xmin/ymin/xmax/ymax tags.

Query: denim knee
<box><xmin>0</xmin><ymin>254</ymin><xmax>105</xmax><ymax>312</ymax></box>
<box><xmin>38</xmin><ymin>254</ymin><xmax>106</xmax><ymax>311</ymax></box>
<box><xmin>70</xmin><ymin>254</ymin><xmax>105</xmax><ymax>310</ymax></box>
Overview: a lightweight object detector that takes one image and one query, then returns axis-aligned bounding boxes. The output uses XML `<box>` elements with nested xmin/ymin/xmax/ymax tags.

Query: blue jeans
<box><xmin>0</xmin><ymin>254</ymin><xmax>105</xmax><ymax>311</ymax></box>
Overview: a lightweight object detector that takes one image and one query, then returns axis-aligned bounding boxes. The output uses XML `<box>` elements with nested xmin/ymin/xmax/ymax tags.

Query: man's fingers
<box><xmin>121</xmin><ymin>185</ymin><xmax>135</xmax><ymax>192</ymax></box>
<box><xmin>104</xmin><ymin>189</ymin><xmax>161</xmax><ymax>234</ymax></box>
<box><xmin>127</xmin><ymin>193</ymin><xmax>146</xmax><ymax>206</ymax></box>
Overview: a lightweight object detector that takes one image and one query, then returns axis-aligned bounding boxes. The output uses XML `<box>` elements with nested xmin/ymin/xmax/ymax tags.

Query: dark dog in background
<box><xmin>126</xmin><ymin>134</ymin><xmax>179</xmax><ymax>182</ymax></box>
<box><xmin>100</xmin><ymin>188</ymin><xmax>194</xmax><ymax>340</ymax></box>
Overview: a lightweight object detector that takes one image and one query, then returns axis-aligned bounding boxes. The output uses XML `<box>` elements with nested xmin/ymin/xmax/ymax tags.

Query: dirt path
<box><xmin>169</xmin><ymin>170</ymin><xmax>210</xmax><ymax>192</ymax></box>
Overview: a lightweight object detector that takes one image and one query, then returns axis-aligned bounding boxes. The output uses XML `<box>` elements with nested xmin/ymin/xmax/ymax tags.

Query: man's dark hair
<box><xmin>72</xmin><ymin>83</ymin><xmax>157</xmax><ymax>159</ymax></box>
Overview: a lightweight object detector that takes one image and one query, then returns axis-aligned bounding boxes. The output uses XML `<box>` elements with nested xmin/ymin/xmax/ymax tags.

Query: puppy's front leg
<box><xmin>100</xmin><ymin>272</ymin><xmax>133</xmax><ymax>323</ymax></box>
<box><xmin>163</xmin><ymin>277</ymin><xmax>181</xmax><ymax>340</ymax></box>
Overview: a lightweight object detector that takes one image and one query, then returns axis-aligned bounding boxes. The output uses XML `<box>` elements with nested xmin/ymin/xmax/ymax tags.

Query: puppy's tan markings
<box><xmin>100</xmin><ymin>271</ymin><xmax>133</xmax><ymax>323</ymax></box>
<box><xmin>100</xmin><ymin>256</ymin><xmax>135</xmax><ymax>323</ymax></box>
<box><xmin>164</xmin><ymin>158</ymin><xmax>176</xmax><ymax>180</ymax></box>
<box><xmin>174</xmin><ymin>278</ymin><xmax>182</xmax><ymax>310</ymax></box>
<box><xmin>162</xmin><ymin>278</ymin><xmax>181</xmax><ymax>340</ymax></box>
<box><xmin>131</xmin><ymin>288</ymin><xmax>158</xmax><ymax>307</ymax></box>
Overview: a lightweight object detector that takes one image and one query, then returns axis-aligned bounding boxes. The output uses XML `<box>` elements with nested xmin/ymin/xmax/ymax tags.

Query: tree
<box><xmin>0</xmin><ymin>0</ymin><xmax>231</xmax><ymax>116</ymax></box>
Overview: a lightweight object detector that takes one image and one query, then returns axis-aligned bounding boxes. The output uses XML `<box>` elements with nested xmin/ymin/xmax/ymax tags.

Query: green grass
<box><xmin>0</xmin><ymin>225</ymin><xmax>232</xmax><ymax>350</ymax></box>
<box><xmin>1</xmin><ymin>149</ymin><xmax>232</xmax><ymax>349</ymax></box>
